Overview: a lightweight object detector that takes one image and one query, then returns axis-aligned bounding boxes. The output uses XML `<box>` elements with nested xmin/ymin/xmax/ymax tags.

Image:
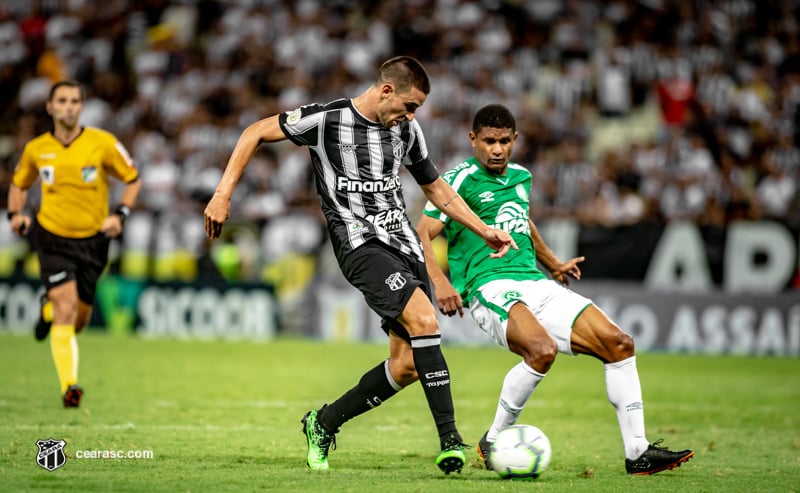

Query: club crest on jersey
<box><xmin>391</xmin><ymin>137</ymin><xmax>404</xmax><ymax>159</ymax></box>
<box><xmin>40</xmin><ymin>166</ymin><xmax>55</xmax><ymax>185</ymax></box>
<box><xmin>82</xmin><ymin>166</ymin><xmax>97</xmax><ymax>182</ymax></box>
<box><xmin>36</xmin><ymin>438</ymin><xmax>67</xmax><ymax>471</ymax></box>
<box><xmin>385</xmin><ymin>272</ymin><xmax>406</xmax><ymax>291</ymax></box>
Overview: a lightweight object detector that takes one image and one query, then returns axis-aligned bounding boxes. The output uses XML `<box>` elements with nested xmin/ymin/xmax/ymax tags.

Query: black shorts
<box><xmin>338</xmin><ymin>241</ymin><xmax>433</xmax><ymax>342</ymax></box>
<box><xmin>32</xmin><ymin>219</ymin><xmax>110</xmax><ymax>304</ymax></box>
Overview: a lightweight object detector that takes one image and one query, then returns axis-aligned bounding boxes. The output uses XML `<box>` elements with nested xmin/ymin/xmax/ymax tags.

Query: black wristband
<box><xmin>115</xmin><ymin>205</ymin><xmax>131</xmax><ymax>224</ymax></box>
<box><xmin>7</xmin><ymin>211</ymin><xmax>18</xmax><ymax>221</ymax></box>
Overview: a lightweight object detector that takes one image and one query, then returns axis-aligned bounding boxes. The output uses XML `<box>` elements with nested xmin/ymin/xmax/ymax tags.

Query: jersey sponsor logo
<box><xmin>492</xmin><ymin>202</ymin><xmax>530</xmax><ymax>234</ymax></box>
<box><xmin>391</xmin><ymin>137</ymin><xmax>404</xmax><ymax>159</ymax></box>
<box><xmin>82</xmin><ymin>166</ymin><xmax>97</xmax><ymax>182</ymax></box>
<box><xmin>336</xmin><ymin>175</ymin><xmax>401</xmax><ymax>193</ymax></box>
<box><xmin>479</xmin><ymin>191</ymin><xmax>495</xmax><ymax>203</ymax></box>
<box><xmin>40</xmin><ymin>166</ymin><xmax>55</xmax><ymax>185</ymax></box>
<box><xmin>39</xmin><ymin>153</ymin><xmax>57</xmax><ymax>159</ymax></box>
<box><xmin>286</xmin><ymin>108</ymin><xmax>301</xmax><ymax>126</ymax></box>
<box><xmin>366</xmin><ymin>207</ymin><xmax>405</xmax><ymax>232</ymax></box>
<box><xmin>337</xmin><ymin>143</ymin><xmax>359</xmax><ymax>153</ymax></box>
<box><xmin>36</xmin><ymin>438</ymin><xmax>67</xmax><ymax>471</ymax></box>
<box><xmin>385</xmin><ymin>272</ymin><xmax>406</xmax><ymax>291</ymax></box>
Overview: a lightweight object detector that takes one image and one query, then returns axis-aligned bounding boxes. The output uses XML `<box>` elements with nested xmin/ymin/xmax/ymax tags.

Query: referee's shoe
<box><xmin>34</xmin><ymin>294</ymin><xmax>52</xmax><ymax>341</ymax></box>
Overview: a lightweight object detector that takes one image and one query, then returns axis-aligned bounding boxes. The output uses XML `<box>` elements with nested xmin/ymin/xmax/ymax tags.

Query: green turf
<box><xmin>0</xmin><ymin>332</ymin><xmax>798</xmax><ymax>492</ymax></box>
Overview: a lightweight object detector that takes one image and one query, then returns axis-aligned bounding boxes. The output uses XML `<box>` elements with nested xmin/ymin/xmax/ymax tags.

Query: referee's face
<box><xmin>470</xmin><ymin>126</ymin><xmax>518</xmax><ymax>176</ymax></box>
<box><xmin>47</xmin><ymin>86</ymin><xmax>83</xmax><ymax>130</ymax></box>
<box><xmin>377</xmin><ymin>85</ymin><xmax>426</xmax><ymax>128</ymax></box>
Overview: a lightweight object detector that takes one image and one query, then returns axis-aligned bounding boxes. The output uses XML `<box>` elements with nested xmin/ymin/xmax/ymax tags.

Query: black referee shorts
<box><xmin>32</xmin><ymin>219</ymin><xmax>110</xmax><ymax>305</ymax></box>
<box><xmin>338</xmin><ymin>240</ymin><xmax>433</xmax><ymax>342</ymax></box>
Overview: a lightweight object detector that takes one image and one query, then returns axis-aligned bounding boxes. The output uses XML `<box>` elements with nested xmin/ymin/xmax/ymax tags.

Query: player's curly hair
<box><xmin>473</xmin><ymin>104</ymin><xmax>516</xmax><ymax>133</ymax></box>
<box><xmin>378</xmin><ymin>56</ymin><xmax>430</xmax><ymax>95</ymax></box>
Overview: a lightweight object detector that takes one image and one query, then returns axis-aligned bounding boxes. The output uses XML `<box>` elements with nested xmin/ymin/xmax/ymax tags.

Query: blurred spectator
<box><xmin>0</xmin><ymin>0</ymin><xmax>798</xmax><ymax>285</ymax></box>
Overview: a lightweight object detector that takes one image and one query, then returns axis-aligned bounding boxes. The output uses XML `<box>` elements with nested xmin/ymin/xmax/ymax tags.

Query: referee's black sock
<box><xmin>410</xmin><ymin>334</ymin><xmax>460</xmax><ymax>446</ymax></box>
<box><xmin>318</xmin><ymin>360</ymin><xmax>400</xmax><ymax>433</ymax></box>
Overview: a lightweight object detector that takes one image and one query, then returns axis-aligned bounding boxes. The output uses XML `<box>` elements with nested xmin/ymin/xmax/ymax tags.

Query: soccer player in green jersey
<box><xmin>417</xmin><ymin>104</ymin><xmax>694</xmax><ymax>475</ymax></box>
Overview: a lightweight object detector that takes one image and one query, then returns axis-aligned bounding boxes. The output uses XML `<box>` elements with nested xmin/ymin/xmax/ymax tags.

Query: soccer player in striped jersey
<box><xmin>417</xmin><ymin>104</ymin><xmax>694</xmax><ymax>475</ymax></box>
<box><xmin>7</xmin><ymin>80</ymin><xmax>141</xmax><ymax>408</ymax></box>
<box><xmin>204</xmin><ymin>57</ymin><xmax>517</xmax><ymax>474</ymax></box>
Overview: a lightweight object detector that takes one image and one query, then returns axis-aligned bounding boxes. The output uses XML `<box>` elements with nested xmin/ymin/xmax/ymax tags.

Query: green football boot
<box><xmin>301</xmin><ymin>408</ymin><xmax>336</xmax><ymax>471</ymax></box>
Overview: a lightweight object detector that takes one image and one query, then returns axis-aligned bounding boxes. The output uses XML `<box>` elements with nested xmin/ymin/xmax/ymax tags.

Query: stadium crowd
<box><xmin>1</xmin><ymin>0</ymin><xmax>798</xmax><ymax>273</ymax></box>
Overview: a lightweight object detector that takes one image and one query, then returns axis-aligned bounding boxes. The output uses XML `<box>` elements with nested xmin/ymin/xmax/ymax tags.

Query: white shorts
<box><xmin>469</xmin><ymin>279</ymin><xmax>592</xmax><ymax>355</ymax></box>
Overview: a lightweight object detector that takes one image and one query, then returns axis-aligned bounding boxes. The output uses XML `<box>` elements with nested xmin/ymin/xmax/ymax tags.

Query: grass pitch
<box><xmin>0</xmin><ymin>332</ymin><xmax>798</xmax><ymax>492</ymax></box>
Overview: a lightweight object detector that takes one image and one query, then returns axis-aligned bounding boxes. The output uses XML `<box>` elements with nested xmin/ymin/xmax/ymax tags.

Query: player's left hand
<box><xmin>550</xmin><ymin>256</ymin><xmax>584</xmax><ymax>285</ymax></box>
<box><xmin>434</xmin><ymin>281</ymin><xmax>464</xmax><ymax>317</ymax></box>
<box><xmin>204</xmin><ymin>193</ymin><xmax>231</xmax><ymax>239</ymax></box>
<box><xmin>482</xmin><ymin>228</ymin><xmax>518</xmax><ymax>259</ymax></box>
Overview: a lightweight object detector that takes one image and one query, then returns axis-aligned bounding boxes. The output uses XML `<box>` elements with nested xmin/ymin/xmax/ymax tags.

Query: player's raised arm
<box><xmin>421</xmin><ymin>177</ymin><xmax>518</xmax><ymax>258</ymax></box>
<box><xmin>204</xmin><ymin>115</ymin><xmax>287</xmax><ymax>239</ymax></box>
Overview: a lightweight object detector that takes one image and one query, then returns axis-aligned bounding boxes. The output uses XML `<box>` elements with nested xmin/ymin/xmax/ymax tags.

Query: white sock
<box><xmin>604</xmin><ymin>356</ymin><xmax>649</xmax><ymax>459</ymax></box>
<box><xmin>487</xmin><ymin>361</ymin><xmax>545</xmax><ymax>441</ymax></box>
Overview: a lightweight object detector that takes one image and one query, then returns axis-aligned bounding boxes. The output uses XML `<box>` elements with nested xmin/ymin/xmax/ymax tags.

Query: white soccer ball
<box><xmin>489</xmin><ymin>424</ymin><xmax>552</xmax><ymax>479</ymax></box>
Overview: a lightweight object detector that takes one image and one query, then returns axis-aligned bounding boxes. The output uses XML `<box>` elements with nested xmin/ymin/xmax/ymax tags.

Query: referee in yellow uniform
<box><xmin>7</xmin><ymin>80</ymin><xmax>141</xmax><ymax>408</ymax></box>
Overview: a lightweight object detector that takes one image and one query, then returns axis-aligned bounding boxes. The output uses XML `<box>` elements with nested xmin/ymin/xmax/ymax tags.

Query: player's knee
<box><xmin>609</xmin><ymin>330</ymin><xmax>635</xmax><ymax>360</ymax></box>
<box><xmin>524</xmin><ymin>336</ymin><xmax>557</xmax><ymax>373</ymax></box>
<box><xmin>405</xmin><ymin>312</ymin><xmax>439</xmax><ymax>337</ymax></box>
<box><xmin>52</xmin><ymin>298</ymin><xmax>79</xmax><ymax>321</ymax></box>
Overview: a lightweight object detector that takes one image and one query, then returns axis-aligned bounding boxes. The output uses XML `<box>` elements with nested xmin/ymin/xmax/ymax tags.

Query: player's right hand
<box><xmin>482</xmin><ymin>228</ymin><xmax>518</xmax><ymax>259</ymax></box>
<box><xmin>203</xmin><ymin>193</ymin><xmax>230</xmax><ymax>239</ymax></box>
<box><xmin>9</xmin><ymin>214</ymin><xmax>31</xmax><ymax>237</ymax></box>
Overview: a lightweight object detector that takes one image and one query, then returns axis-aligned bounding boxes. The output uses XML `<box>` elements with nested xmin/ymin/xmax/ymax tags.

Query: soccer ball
<box><xmin>489</xmin><ymin>424</ymin><xmax>552</xmax><ymax>479</ymax></box>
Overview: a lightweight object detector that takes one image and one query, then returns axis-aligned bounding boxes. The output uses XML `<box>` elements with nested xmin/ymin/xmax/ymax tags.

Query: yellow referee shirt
<box><xmin>12</xmin><ymin>127</ymin><xmax>139</xmax><ymax>239</ymax></box>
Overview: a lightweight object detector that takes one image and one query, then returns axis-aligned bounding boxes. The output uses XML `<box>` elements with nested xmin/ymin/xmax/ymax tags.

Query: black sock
<box><xmin>318</xmin><ymin>360</ymin><xmax>400</xmax><ymax>433</ymax></box>
<box><xmin>410</xmin><ymin>334</ymin><xmax>460</xmax><ymax>446</ymax></box>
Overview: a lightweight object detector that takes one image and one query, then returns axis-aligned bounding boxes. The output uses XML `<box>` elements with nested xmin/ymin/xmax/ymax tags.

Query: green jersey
<box><xmin>423</xmin><ymin>157</ymin><xmax>547</xmax><ymax>302</ymax></box>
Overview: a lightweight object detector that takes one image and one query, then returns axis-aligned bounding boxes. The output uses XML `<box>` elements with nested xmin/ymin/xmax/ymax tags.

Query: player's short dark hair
<box><xmin>378</xmin><ymin>56</ymin><xmax>430</xmax><ymax>95</ymax></box>
<box><xmin>473</xmin><ymin>104</ymin><xmax>516</xmax><ymax>133</ymax></box>
<box><xmin>48</xmin><ymin>80</ymin><xmax>84</xmax><ymax>101</ymax></box>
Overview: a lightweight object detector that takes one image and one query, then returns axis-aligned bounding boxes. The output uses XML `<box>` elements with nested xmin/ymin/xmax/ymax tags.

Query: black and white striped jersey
<box><xmin>278</xmin><ymin>98</ymin><xmax>437</xmax><ymax>262</ymax></box>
